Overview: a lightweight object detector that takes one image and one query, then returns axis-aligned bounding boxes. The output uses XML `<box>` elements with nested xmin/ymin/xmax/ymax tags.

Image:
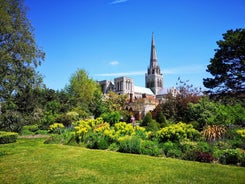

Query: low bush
<box><xmin>84</xmin><ymin>132</ymin><xmax>109</xmax><ymax>150</ymax></box>
<box><xmin>160</xmin><ymin>141</ymin><xmax>182</xmax><ymax>158</ymax></box>
<box><xmin>157</xmin><ymin>122</ymin><xmax>200</xmax><ymax>142</ymax></box>
<box><xmin>0</xmin><ymin>131</ymin><xmax>18</xmax><ymax>144</ymax></box>
<box><xmin>195</xmin><ymin>152</ymin><xmax>214</xmax><ymax>163</ymax></box>
<box><xmin>118</xmin><ymin>136</ymin><xmax>141</xmax><ymax>154</ymax></box>
<box><xmin>215</xmin><ymin>149</ymin><xmax>242</xmax><ymax>165</ymax></box>
<box><xmin>49</xmin><ymin>123</ymin><xmax>65</xmax><ymax>134</ymax></box>
<box><xmin>140</xmin><ymin>140</ymin><xmax>161</xmax><ymax>156</ymax></box>
<box><xmin>21</xmin><ymin>124</ymin><xmax>39</xmax><ymax>135</ymax></box>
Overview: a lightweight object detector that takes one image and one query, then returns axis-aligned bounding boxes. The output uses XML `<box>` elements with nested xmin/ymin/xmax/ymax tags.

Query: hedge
<box><xmin>0</xmin><ymin>131</ymin><xmax>18</xmax><ymax>144</ymax></box>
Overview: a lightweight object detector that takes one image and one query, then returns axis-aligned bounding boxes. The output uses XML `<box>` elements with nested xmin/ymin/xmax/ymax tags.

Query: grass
<box><xmin>0</xmin><ymin>138</ymin><xmax>244</xmax><ymax>184</ymax></box>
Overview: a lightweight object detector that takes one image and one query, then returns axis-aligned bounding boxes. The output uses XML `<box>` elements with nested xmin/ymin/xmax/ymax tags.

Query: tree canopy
<box><xmin>203</xmin><ymin>28</ymin><xmax>245</xmax><ymax>96</ymax></box>
<box><xmin>0</xmin><ymin>0</ymin><xmax>45</xmax><ymax>103</ymax></box>
<box><xmin>0</xmin><ymin>0</ymin><xmax>45</xmax><ymax>131</ymax></box>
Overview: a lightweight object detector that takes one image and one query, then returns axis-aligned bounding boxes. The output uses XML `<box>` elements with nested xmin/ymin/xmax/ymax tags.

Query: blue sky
<box><xmin>25</xmin><ymin>0</ymin><xmax>245</xmax><ymax>90</ymax></box>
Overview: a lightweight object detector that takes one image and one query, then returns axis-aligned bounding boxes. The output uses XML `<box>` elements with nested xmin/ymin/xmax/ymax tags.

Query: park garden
<box><xmin>0</xmin><ymin>0</ymin><xmax>245</xmax><ymax>183</ymax></box>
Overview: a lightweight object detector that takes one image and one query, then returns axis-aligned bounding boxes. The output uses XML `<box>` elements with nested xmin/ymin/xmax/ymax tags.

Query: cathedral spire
<box><xmin>150</xmin><ymin>32</ymin><xmax>158</xmax><ymax>67</ymax></box>
<box><xmin>146</xmin><ymin>33</ymin><xmax>163</xmax><ymax>95</ymax></box>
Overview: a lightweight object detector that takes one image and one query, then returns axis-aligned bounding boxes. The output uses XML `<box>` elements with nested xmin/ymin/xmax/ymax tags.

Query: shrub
<box><xmin>114</xmin><ymin>122</ymin><xmax>134</xmax><ymax>137</ymax></box>
<box><xmin>157</xmin><ymin>122</ymin><xmax>200</xmax><ymax>142</ymax></box>
<box><xmin>140</xmin><ymin>140</ymin><xmax>161</xmax><ymax>156</ymax></box>
<box><xmin>146</xmin><ymin>120</ymin><xmax>160</xmax><ymax>132</ymax></box>
<box><xmin>118</xmin><ymin>136</ymin><xmax>141</xmax><ymax>154</ymax></box>
<box><xmin>236</xmin><ymin>129</ymin><xmax>245</xmax><ymax>138</ymax></box>
<box><xmin>49</xmin><ymin>123</ymin><xmax>65</xmax><ymax>134</ymax></box>
<box><xmin>84</xmin><ymin>132</ymin><xmax>109</xmax><ymax>150</ymax></box>
<box><xmin>108</xmin><ymin>142</ymin><xmax>119</xmax><ymax>151</ymax></box>
<box><xmin>21</xmin><ymin>124</ymin><xmax>39</xmax><ymax>135</ymax></box>
<box><xmin>160</xmin><ymin>141</ymin><xmax>182</xmax><ymax>158</ymax></box>
<box><xmin>141</xmin><ymin>112</ymin><xmax>152</xmax><ymax>126</ymax></box>
<box><xmin>0</xmin><ymin>131</ymin><xmax>18</xmax><ymax>144</ymax></box>
<box><xmin>215</xmin><ymin>149</ymin><xmax>241</xmax><ymax>165</ymax></box>
<box><xmin>202</xmin><ymin>125</ymin><xmax>226</xmax><ymax>142</ymax></box>
<box><xmin>101</xmin><ymin>111</ymin><xmax>121</xmax><ymax>125</ymax></box>
<box><xmin>194</xmin><ymin>152</ymin><xmax>214</xmax><ymax>163</ymax></box>
<box><xmin>180</xmin><ymin>141</ymin><xmax>214</xmax><ymax>161</ymax></box>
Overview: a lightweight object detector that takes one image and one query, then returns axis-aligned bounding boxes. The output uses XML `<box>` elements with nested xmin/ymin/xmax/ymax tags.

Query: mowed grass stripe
<box><xmin>0</xmin><ymin>138</ymin><xmax>244</xmax><ymax>184</ymax></box>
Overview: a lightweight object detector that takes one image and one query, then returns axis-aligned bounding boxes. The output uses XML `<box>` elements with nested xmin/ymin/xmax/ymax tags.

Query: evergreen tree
<box><xmin>203</xmin><ymin>29</ymin><xmax>245</xmax><ymax>98</ymax></box>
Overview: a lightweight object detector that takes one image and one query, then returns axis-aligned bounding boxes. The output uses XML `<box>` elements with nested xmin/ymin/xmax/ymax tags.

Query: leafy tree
<box><xmin>188</xmin><ymin>97</ymin><xmax>245</xmax><ymax>130</ymax></box>
<box><xmin>153</xmin><ymin>78</ymin><xmax>201</xmax><ymax>122</ymax></box>
<box><xmin>66</xmin><ymin>69</ymin><xmax>102</xmax><ymax>117</ymax></box>
<box><xmin>203</xmin><ymin>28</ymin><xmax>245</xmax><ymax>99</ymax></box>
<box><xmin>0</xmin><ymin>0</ymin><xmax>45</xmax><ymax>131</ymax></box>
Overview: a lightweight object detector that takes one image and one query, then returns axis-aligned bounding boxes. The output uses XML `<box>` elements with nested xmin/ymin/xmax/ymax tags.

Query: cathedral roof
<box><xmin>134</xmin><ymin>86</ymin><xmax>155</xmax><ymax>96</ymax></box>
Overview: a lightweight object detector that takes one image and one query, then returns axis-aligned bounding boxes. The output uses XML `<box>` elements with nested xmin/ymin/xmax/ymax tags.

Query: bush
<box><xmin>49</xmin><ymin>123</ymin><xmax>65</xmax><ymax>134</ymax></box>
<box><xmin>140</xmin><ymin>140</ymin><xmax>161</xmax><ymax>156</ymax></box>
<box><xmin>157</xmin><ymin>122</ymin><xmax>200</xmax><ymax>142</ymax></box>
<box><xmin>215</xmin><ymin>149</ymin><xmax>241</xmax><ymax>165</ymax></box>
<box><xmin>180</xmin><ymin>141</ymin><xmax>214</xmax><ymax>161</ymax></box>
<box><xmin>101</xmin><ymin>111</ymin><xmax>121</xmax><ymax>125</ymax></box>
<box><xmin>195</xmin><ymin>152</ymin><xmax>214</xmax><ymax>163</ymax></box>
<box><xmin>21</xmin><ymin>124</ymin><xmax>39</xmax><ymax>135</ymax></box>
<box><xmin>0</xmin><ymin>131</ymin><xmax>18</xmax><ymax>144</ymax></box>
<box><xmin>141</xmin><ymin>112</ymin><xmax>152</xmax><ymax>126</ymax></box>
<box><xmin>118</xmin><ymin>136</ymin><xmax>141</xmax><ymax>154</ymax></box>
<box><xmin>146</xmin><ymin>120</ymin><xmax>160</xmax><ymax>132</ymax></box>
<box><xmin>160</xmin><ymin>141</ymin><xmax>182</xmax><ymax>158</ymax></box>
<box><xmin>84</xmin><ymin>132</ymin><xmax>109</xmax><ymax>150</ymax></box>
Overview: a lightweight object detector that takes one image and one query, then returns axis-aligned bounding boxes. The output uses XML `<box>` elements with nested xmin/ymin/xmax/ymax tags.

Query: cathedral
<box><xmin>99</xmin><ymin>33</ymin><xmax>166</xmax><ymax>119</ymax></box>
<box><xmin>99</xmin><ymin>33</ymin><xmax>164</xmax><ymax>98</ymax></box>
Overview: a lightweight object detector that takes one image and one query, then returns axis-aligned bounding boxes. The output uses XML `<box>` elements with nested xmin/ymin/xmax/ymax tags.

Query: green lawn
<box><xmin>0</xmin><ymin>138</ymin><xmax>244</xmax><ymax>184</ymax></box>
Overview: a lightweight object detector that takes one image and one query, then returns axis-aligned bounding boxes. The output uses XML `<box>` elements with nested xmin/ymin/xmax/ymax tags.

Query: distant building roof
<box><xmin>134</xmin><ymin>86</ymin><xmax>155</xmax><ymax>96</ymax></box>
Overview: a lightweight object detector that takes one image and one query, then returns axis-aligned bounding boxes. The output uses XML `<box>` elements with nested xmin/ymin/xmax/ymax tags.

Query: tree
<box><xmin>66</xmin><ymin>69</ymin><xmax>102</xmax><ymax>117</ymax></box>
<box><xmin>203</xmin><ymin>29</ymin><xmax>245</xmax><ymax>96</ymax></box>
<box><xmin>153</xmin><ymin>78</ymin><xmax>201</xmax><ymax>122</ymax></box>
<box><xmin>0</xmin><ymin>0</ymin><xmax>45</xmax><ymax>131</ymax></box>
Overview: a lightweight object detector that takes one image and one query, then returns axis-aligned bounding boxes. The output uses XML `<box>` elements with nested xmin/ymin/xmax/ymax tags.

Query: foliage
<box><xmin>141</xmin><ymin>112</ymin><xmax>152</xmax><ymax>126</ymax></box>
<box><xmin>160</xmin><ymin>141</ymin><xmax>182</xmax><ymax>158</ymax></box>
<box><xmin>0</xmin><ymin>0</ymin><xmax>45</xmax><ymax>130</ymax></box>
<box><xmin>49</xmin><ymin>123</ymin><xmax>65</xmax><ymax>134</ymax></box>
<box><xmin>202</xmin><ymin>125</ymin><xmax>226</xmax><ymax>142</ymax></box>
<box><xmin>146</xmin><ymin>119</ymin><xmax>160</xmax><ymax>132</ymax></box>
<box><xmin>188</xmin><ymin>97</ymin><xmax>245</xmax><ymax>129</ymax></box>
<box><xmin>118</xmin><ymin>135</ymin><xmax>141</xmax><ymax>154</ymax></box>
<box><xmin>140</xmin><ymin>140</ymin><xmax>161</xmax><ymax>156</ymax></box>
<box><xmin>236</xmin><ymin>129</ymin><xmax>245</xmax><ymax>138</ymax></box>
<box><xmin>203</xmin><ymin>28</ymin><xmax>245</xmax><ymax>98</ymax></box>
<box><xmin>21</xmin><ymin>124</ymin><xmax>39</xmax><ymax>135</ymax></box>
<box><xmin>0</xmin><ymin>131</ymin><xmax>18</xmax><ymax>144</ymax></box>
<box><xmin>0</xmin><ymin>110</ymin><xmax>24</xmax><ymax>132</ymax></box>
<box><xmin>153</xmin><ymin>78</ymin><xmax>201</xmax><ymax>122</ymax></box>
<box><xmin>101</xmin><ymin>111</ymin><xmax>121</xmax><ymax>125</ymax></box>
<box><xmin>157</xmin><ymin>122</ymin><xmax>200</xmax><ymax>142</ymax></box>
<box><xmin>156</xmin><ymin>111</ymin><xmax>167</xmax><ymax>127</ymax></box>
<box><xmin>66</xmin><ymin>69</ymin><xmax>102</xmax><ymax>116</ymax></box>
<box><xmin>215</xmin><ymin>149</ymin><xmax>244</xmax><ymax>165</ymax></box>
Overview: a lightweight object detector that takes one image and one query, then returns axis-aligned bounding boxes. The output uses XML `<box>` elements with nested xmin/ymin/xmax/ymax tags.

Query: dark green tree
<box><xmin>203</xmin><ymin>28</ymin><xmax>245</xmax><ymax>97</ymax></box>
<box><xmin>0</xmin><ymin>0</ymin><xmax>45</xmax><ymax>131</ymax></box>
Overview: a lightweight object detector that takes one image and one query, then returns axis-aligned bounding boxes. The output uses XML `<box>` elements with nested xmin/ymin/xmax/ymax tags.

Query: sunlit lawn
<box><xmin>0</xmin><ymin>138</ymin><xmax>244</xmax><ymax>184</ymax></box>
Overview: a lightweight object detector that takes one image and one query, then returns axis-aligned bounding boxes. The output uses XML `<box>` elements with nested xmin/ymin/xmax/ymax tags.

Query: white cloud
<box><xmin>95</xmin><ymin>71</ymin><xmax>145</xmax><ymax>77</ymax></box>
<box><xmin>110</xmin><ymin>0</ymin><xmax>129</xmax><ymax>5</ymax></box>
<box><xmin>95</xmin><ymin>65</ymin><xmax>206</xmax><ymax>77</ymax></box>
<box><xmin>110</xmin><ymin>61</ymin><xmax>119</xmax><ymax>65</ymax></box>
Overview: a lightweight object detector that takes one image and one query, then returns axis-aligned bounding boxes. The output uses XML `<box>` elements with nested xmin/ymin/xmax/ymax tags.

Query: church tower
<box><xmin>145</xmin><ymin>33</ymin><xmax>163</xmax><ymax>95</ymax></box>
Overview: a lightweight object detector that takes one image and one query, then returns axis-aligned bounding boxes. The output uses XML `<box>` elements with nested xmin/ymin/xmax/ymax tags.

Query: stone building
<box><xmin>98</xmin><ymin>33</ymin><xmax>167</xmax><ymax>119</ymax></box>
